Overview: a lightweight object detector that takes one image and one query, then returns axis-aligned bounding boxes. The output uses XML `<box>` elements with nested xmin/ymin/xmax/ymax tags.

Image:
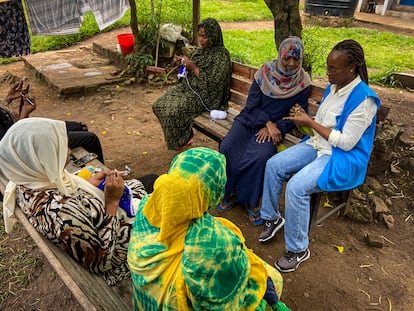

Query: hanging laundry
<box><xmin>24</xmin><ymin>0</ymin><xmax>130</xmax><ymax>36</ymax></box>
<box><xmin>81</xmin><ymin>0</ymin><xmax>131</xmax><ymax>31</ymax></box>
<box><xmin>0</xmin><ymin>0</ymin><xmax>31</xmax><ymax>58</ymax></box>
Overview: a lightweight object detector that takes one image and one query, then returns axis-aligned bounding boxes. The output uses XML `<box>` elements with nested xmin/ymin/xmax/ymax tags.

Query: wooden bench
<box><xmin>193</xmin><ymin>61</ymin><xmax>390</xmax><ymax>225</ymax></box>
<box><xmin>0</xmin><ymin>147</ymin><xmax>131</xmax><ymax>310</ymax></box>
<box><xmin>193</xmin><ymin>62</ymin><xmax>326</xmax><ymax>148</ymax></box>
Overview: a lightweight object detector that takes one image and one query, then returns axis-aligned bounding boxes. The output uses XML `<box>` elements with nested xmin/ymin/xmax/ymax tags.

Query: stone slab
<box><xmin>392</xmin><ymin>73</ymin><xmax>414</xmax><ymax>89</ymax></box>
<box><xmin>22</xmin><ymin>46</ymin><xmax>127</xmax><ymax>95</ymax></box>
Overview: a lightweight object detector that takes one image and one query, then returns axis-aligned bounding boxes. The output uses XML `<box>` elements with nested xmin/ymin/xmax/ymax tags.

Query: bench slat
<box><xmin>229</xmin><ymin>90</ymin><xmax>248</xmax><ymax>107</ymax></box>
<box><xmin>14</xmin><ymin>208</ymin><xmax>130</xmax><ymax>311</ymax></box>
<box><xmin>232</xmin><ymin>62</ymin><xmax>258</xmax><ymax>79</ymax></box>
<box><xmin>231</xmin><ymin>76</ymin><xmax>252</xmax><ymax>95</ymax></box>
<box><xmin>193</xmin><ymin>113</ymin><xmax>233</xmax><ymax>142</ymax></box>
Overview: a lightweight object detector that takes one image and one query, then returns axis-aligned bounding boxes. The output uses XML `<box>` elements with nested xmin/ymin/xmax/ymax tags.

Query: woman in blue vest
<box><xmin>258</xmin><ymin>39</ymin><xmax>381</xmax><ymax>273</ymax></box>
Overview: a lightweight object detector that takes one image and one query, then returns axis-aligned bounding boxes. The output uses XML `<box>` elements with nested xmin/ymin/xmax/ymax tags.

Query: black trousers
<box><xmin>66</xmin><ymin>121</ymin><xmax>104</xmax><ymax>163</ymax></box>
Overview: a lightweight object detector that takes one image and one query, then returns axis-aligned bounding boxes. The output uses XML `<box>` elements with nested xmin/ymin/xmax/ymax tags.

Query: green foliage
<box><xmin>135</xmin><ymin>0</ymin><xmax>192</xmax><ymax>29</ymax></box>
<box><xmin>126</xmin><ymin>52</ymin><xmax>154</xmax><ymax>73</ymax></box>
<box><xmin>370</xmin><ymin>68</ymin><xmax>404</xmax><ymax>87</ymax></box>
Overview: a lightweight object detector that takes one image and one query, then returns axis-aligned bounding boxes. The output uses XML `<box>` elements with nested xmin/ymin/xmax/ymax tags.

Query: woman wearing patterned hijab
<box><xmin>152</xmin><ymin>18</ymin><xmax>232</xmax><ymax>150</ymax></box>
<box><xmin>127</xmin><ymin>147</ymin><xmax>290</xmax><ymax>311</ymax></box>
<box><xmin>219</xmin><ymin>36</ymin><xmax>311</xmax><ymax>226</ymax></box>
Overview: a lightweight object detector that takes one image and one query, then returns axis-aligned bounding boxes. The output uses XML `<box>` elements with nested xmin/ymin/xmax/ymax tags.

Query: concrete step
<box><xmin>392</xmin><ymin>4</ymin><xmax>414</xmax><ymax>13</ymax></box>
<box><xmin>386</xmin><ymin>9</ymin><xmax>414</xmax><ymax>20</ymax></box>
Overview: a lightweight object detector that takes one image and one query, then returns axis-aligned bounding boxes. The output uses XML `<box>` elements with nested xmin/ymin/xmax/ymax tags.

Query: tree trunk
<box><xmin>192</xmin><ymin>0</ymin><xmax>200</xmax><ymax>44</ymax></box>
<box><xmin>128</xmin><ymin>0</ymin><xmax>140</xmax><ymax>52</ymax></box>
<box><xmin>264</xmin><ymin>0</ymin><xmax>302</xmax><ymax>50</ymax></box>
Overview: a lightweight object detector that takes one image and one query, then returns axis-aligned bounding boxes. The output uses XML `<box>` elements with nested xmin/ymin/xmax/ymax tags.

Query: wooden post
<box><xmin>192</xmin><ymin>0</ymin><xmax>200</xmax><ymax>44</ymax></box>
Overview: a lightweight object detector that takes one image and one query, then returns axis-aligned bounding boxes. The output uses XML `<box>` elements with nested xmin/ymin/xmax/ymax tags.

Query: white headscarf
<box><xmin>0</xmin><ymin>117</ymin><xmax>104</xmax><ymax>233</ymax></box>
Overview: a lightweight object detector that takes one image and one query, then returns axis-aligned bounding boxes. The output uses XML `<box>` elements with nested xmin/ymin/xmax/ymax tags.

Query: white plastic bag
<box><xmin>160</xmin><ymin>23</ymin><xmax>189</xmax><ymax>44</ymax></box>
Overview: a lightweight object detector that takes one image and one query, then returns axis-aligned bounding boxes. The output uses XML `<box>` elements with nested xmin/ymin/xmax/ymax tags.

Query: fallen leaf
<box><xmin>324</xmin><ymin>202</ymin><xmax>333</xmax><ymax>208</ymax></box>
<box><xmin>142</xmin><ymin>151</ymin><xmax>148</xmax><ymax>155</ymax></box>
<box><xmin>102</xmin><ymin>130</ymin><xmax>107</xmax><ymax>135</ymax></box>
<box><xmin>66</xmin><ymin>112</ymin><xmax>72</xmax><ymax>116</ymax></box>
<box><xmin>333</xmin><ymin>245</ymin><xmax>345</xmax><ymax>253</ymax></box>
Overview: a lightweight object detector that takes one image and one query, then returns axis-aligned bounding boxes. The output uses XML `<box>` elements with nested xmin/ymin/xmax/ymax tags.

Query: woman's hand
<box><xmin>266</xmin><ymin>121</ymin><xmax>283</xmax><ymax>145</ymax></box>
<box><xmin>255</xmin><ymin>127</ymin><xmax>270</xmax><ymax>143</ymax></box>
<box><xmin>104</xmin><ymin>170</ymin><xmax>124</xmax><ymax>216</ymax></box>
<box><xmin>176</xmin><ymin>55</ymin><xmax>199</xmax><ymax>78</ymax></box>
<box><xmin>285</xmin><ymin>104</ymin><xmax>332</xmax><ymax>140</ymax></box>
<box><xmin>284</xmin><ymin>104</ymin><xmax>312</xmax><ymax>125</ymax></box>
<box><xmin>5</xmin><ymin>80</ymin><xmax>24</xmax><ymax>104</ymax></box>
<box><xmin>88</xmin><ymin>170</ymin><xmax>108</xmax><ymax>187</ymax></box>
<box><xmin>19</xmin><ymin>94</ymin><xmax>36</xmax><ymax>119</ymax></box>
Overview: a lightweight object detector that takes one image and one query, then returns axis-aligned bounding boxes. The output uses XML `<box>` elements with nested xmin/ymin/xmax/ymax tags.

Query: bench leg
<box><xmin>309</xmin><ymin>192</ymin><xmax>322</xmax><ymax>231</ymax></box>
<box><xmin>314</xmin><ymin>190</ymin><xmax>352</xmax><ymax>226</ymax></box>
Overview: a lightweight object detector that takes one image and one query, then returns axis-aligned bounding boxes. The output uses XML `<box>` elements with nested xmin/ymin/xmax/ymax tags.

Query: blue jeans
<box><xmin>261</xmin><ymin>142</ymin><xmax>331</xmax><ymax>252</ymax></box>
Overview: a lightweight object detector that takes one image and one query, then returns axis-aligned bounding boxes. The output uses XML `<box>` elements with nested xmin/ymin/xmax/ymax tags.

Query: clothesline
<box><xmin>0</xmin><ymin>0</ymin><xmax>130</xmax><ymax>58</ymax></box>
<box><xmin>25</xmin><ymin>0</ymin><xmax>130</xmax><ymax>36</ymax></box>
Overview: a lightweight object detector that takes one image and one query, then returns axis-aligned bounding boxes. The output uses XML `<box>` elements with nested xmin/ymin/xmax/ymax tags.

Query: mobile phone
<box><xmin>72</xmin><ymin>153</ymin><xmax>98</xmax><ymax>167</ymax></box>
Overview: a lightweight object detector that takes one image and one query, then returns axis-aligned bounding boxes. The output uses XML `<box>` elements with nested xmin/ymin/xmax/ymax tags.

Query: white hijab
<box><xmin>0</xmin><ymin>117</ymin><xmax>104</xmax><ymax>233</ymax></box>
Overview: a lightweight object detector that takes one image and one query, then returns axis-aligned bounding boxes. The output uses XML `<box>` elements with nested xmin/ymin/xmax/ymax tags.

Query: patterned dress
<box><xmin>0</xmin><ymin>0</ymin><xmax>31</xmax><ymax>58</ymax></box>
<box><xmin>16</xmin><ymin>179</ymin><xmax>148</xmax><ymax>285</ymax></box>
<box><xmin>152</xmin><ymin>18</ymin><xmax>231</xmax><ymax>150</ymax></box>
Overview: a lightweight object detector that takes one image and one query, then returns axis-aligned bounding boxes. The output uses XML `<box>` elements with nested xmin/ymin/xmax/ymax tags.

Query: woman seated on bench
<box><xmin>127</xmin><ymin>147</ymin><xmax>290</xmax><ymax>311</ymax></box>
<box><xmin>0</xmin><ymin>117</ymin><xmax>158</xmax><ymax>285</ymax></box>
<box><xmin>0</xmin><ymin>80</ymin><xmax>105</xmax><ymax>163</ymax></box>
<box><xmin>152</xmin><ymin>18</ymin><xmax>231</xmax><ymax>151</ymax></box>
<box><xmin>259</xmin><ymin>40</ymin><xmax>380</xmax><ymax>273</ymax></box>
<box><xmin>219</xmin><ymin>36</ymin><xmax>311</xmax><ymax>225</ymax></box>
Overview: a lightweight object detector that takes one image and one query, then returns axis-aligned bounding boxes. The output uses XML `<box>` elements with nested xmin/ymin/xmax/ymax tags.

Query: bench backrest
<box><xmin>230</xmin><ymin>62</ymin><xmax>325</xmax><ymax>117</ymax></box>
<box><xmin>192</xmin><ymin>61</ymin><xmax>389</xmax><ymax>144</ymax></box>
<box><xmin>230</xmin><ymin>61</ymin><xmax>389</xmax><ymax>122</ymax></box>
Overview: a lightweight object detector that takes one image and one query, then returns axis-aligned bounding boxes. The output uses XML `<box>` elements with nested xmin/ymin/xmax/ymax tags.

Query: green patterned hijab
<box><xmin>189</xmin><ymin>18</ymin><xmax>232</xmax><ymax>111</ymax></box>
<box><xmin>198</xmin><ymin>17</ymin><xmax>224</xmax><ymax>47</ymax></box>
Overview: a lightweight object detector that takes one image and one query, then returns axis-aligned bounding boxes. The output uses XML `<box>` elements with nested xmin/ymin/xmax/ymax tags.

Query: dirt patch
<box><xmin>1</xmin><ymin>27</ymin><xmax>413</xmax><ymax>311</ymax></box>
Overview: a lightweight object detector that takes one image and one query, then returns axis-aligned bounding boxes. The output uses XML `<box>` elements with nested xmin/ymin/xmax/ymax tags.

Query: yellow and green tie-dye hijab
<box><xmin>128</xmin><ymin>147</ymin><xmax>283</xmax><ymax>311</ymax></box>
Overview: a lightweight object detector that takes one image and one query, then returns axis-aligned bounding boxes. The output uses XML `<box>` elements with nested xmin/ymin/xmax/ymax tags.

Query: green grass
<box><xmin>1</xmin><ymin>0</ymin><xmax>414</xmax><ymax>86</ymax></box>
<box><xmin>200</xmin><ymin>0</ymin><xmax>272</xmax><ymax>21</ymax></box>
<box><xmin>0</xmin><ymin>204</ymin><xmax>42</xmax><ymax>304</ymax></box>
<box><xmin>223</xmin><ymin>26</ymin><xmax>414</xmax><ymax>83</ymax></box>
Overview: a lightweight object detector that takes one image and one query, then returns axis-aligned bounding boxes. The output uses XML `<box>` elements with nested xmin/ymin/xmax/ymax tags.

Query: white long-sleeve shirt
<box><xmin>307</xmin><ymin>76</ymin><xmax>377</xmax><ymax>157</ymax></box>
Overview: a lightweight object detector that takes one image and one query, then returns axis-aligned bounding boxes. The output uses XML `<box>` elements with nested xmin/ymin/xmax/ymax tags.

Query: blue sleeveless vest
<box><xmin>317</xmin><ymin>81</ymin><xmax>381</xmax><ymax>191</ymax></box>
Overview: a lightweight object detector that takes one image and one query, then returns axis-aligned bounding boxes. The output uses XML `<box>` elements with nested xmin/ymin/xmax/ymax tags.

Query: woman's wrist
<box><xmin>105</xmin><ymin>201</ymin><xmax>119</xmax><ymax>216</ymax></box>
<box><xmin>192</xmin><ymin>67</ymin><xmax>200</xmax><ymax>77</ymax></box>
